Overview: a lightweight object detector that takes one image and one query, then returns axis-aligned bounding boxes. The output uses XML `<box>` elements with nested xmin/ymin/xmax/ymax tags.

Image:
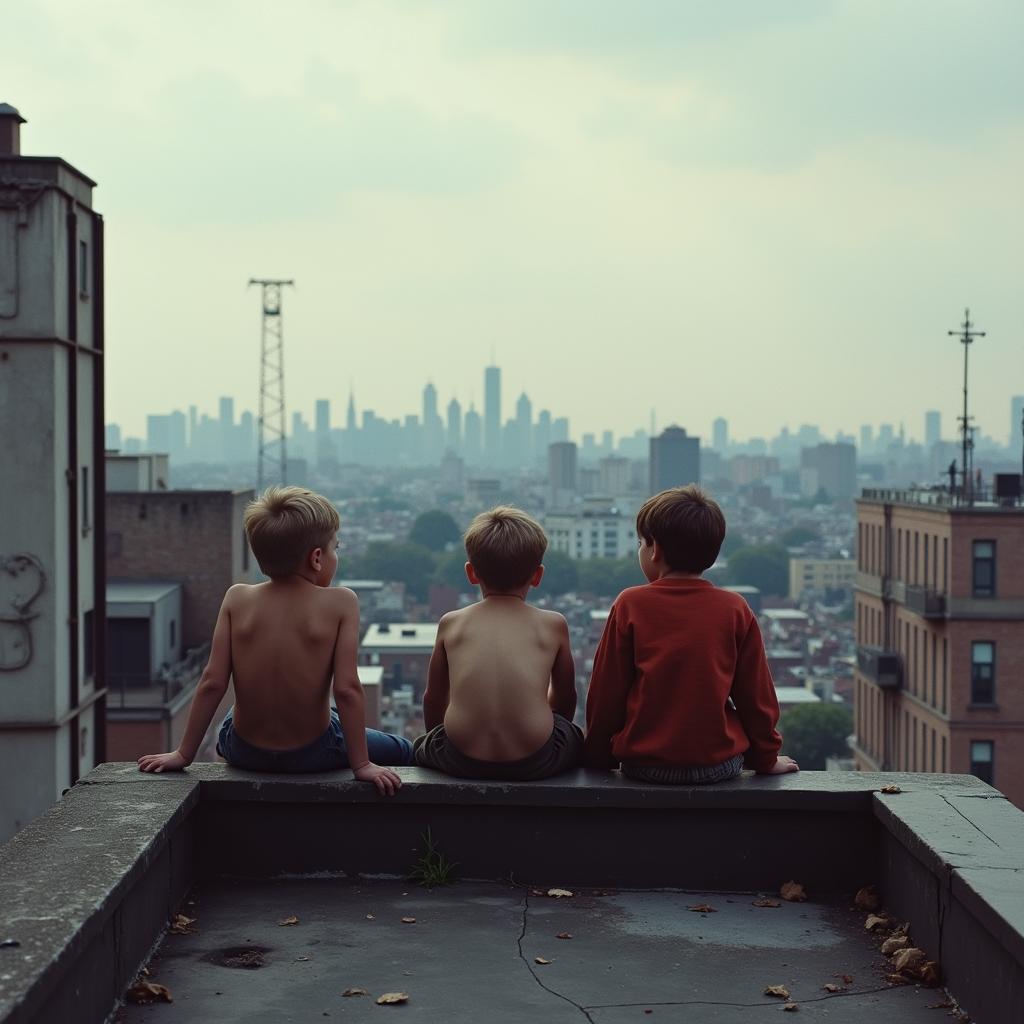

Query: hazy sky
<box><xmin>8</xmin><ymin>1</ymin><xmax>1023</xmax><ymax>443</ymax></box>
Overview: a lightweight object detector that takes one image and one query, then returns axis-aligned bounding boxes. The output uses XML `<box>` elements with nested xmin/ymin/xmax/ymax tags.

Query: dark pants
<box><xmin>217</xmin><ymin>707</ymin><xmax>414</xmax><ymax>773</ymax></box>
<box><xmin>413</xmin><ymin>714</ymin><xmax>584</xmax><ymax>781</ymax></box>
<box><xmin>621</xmin><ymin>753</ymin><xmax>745</xmax><ymax>785</ymax></box>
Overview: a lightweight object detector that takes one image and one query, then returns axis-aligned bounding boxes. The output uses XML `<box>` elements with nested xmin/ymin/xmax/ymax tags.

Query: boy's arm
<box><xmin>730</xmin><ymin>616</ymin><xmax>786</xmax><ymax>773</ymax></box>
<box><xmin>422</xmin><ymin>619</ymin><xmax>451</xmax><ymax>730</ymax></box>
<box><xmin>583</xmin><ymin>603</ymin><xmax>634</xmax><ymax>768</ymax></box>
<box><xmin>332</xmin><ymin>588</ymin><xmax>401</xmax><ymax>796</ymax></box>
<box><xmin>548</xmin><ymin>615</ymin><xmax>577</xmax><ymax>721</ymax></box>
<box><xmin>138</xmin><ymin>587</ymin><xmax>236</xmax><ymax>772</ymax></box>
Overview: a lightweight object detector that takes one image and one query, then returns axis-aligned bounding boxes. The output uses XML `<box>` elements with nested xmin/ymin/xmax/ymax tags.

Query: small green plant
<box><xmin>408</xmin><ymin>827</ymin><xmax>457</xmax><ymax>888</ymax></box>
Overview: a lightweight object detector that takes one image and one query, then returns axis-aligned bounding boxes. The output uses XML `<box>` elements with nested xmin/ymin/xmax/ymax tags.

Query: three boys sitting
<box><xmin>139</xmin><ymin>484</ymin><xmax>797</xmax><ymax>789</ymax></box>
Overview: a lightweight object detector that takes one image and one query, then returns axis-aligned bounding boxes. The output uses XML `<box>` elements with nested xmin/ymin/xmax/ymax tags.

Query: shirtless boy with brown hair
<box><xmin>137</xmin><ymin>486</ymin><xmax>411</xmax><ymax>795</ymax></box>
<box><xmin>414</xmin><ymin>506</ymin><xmax>583</xmax><ymax>780</ymax></box>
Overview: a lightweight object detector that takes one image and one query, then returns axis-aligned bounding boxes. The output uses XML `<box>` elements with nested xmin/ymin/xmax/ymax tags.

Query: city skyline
<box><xmin>8</xmin><ymin>2</ymin><xmax>1021</xmax><ymax>441</ymax></box>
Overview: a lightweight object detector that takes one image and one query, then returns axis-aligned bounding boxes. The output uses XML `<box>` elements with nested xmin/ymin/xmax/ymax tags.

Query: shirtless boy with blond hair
<box><xmin>138</xmin><ymin>486</ymin><xmax>411</xmax><ymax>795</ymax></box>
<box><xmin>414</xmin><ymin>507</ymin><xmax>583</xmax><ymax>780</ymax></box>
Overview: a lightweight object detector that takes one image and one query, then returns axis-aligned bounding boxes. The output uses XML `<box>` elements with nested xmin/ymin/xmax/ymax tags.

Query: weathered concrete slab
<box><xmin>115</xmin><ymin>880</ymin><xmax>946</xmax><ymax>1024</ymax></box>
<box><xmin>0</xmin><ymin>776</ymin><xmax>198</xmax><ymax>1024</ymax></box>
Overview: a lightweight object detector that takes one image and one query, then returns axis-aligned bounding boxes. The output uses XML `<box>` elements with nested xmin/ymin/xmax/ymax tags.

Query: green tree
<box><xmin>726</xmin><ymin>544</ymin><xmax>790</xmax><ymax>596</ymax></box>
<box><xmin>779</xmin><ymin>704</ymin><xmax>854</xmax><ymax>770</ymax></box>
<box><xmin>780</xmin><ymin>526</ymin><xmax>818</xmax><ymax>547</ymax></box>
<box><xmin>535</xmin><ymin>550</ymin><xmax>579</xmax><ymax>596</ymax></box>
<box><xmin>409</xmin><ymin>510</ymin><xmax>462</xmax><ymax>552</ymax></box>
<box><xmin>577</xmin><ymin>557</ymin><xmax>645</xmax><ymax>598</ymax></box>
<box><xmin>720</xmin><ymin>530</ymin><xmax>747</xmax><ymax>557</ymax></box>
<box><xmin>347</xmin><ymin>542</ymin><xmax>438</xmax><ymax>602</ymax></box>
<box><xmin>434</xmin><ymin>549</ymin><xmax>474</xmax><ymax>593</ymax></box>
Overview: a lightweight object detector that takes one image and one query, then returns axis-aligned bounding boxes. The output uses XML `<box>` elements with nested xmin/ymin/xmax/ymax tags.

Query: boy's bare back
<box><xmin>228</xmin><ymin>579</ymin><xmax>357</xmax><ymax>750</ymax></box>
<box><xmin>436</xmin><ymin>597</ymin><xmax>571</xmax><ymax>761</ymax></box>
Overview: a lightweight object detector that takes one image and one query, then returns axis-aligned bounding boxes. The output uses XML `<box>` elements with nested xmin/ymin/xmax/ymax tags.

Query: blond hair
<box><xmin>463</xmin><ymin>506</ymin><xmax>547</xmax><ymax>590</ymax></box>
<box><xmin>244</xmin><ymin>485</ymin><xmax>340</xmax><ymax>578</ymax></box>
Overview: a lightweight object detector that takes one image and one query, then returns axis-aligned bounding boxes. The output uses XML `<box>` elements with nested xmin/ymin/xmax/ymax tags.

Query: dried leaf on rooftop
<box><xmin>547</xmin><ymin>888</ymin><xmax>574</xmax><ymax>898</ymax></box>
<box><xmin>916</xmin><ymin>961</ymin><xmax>942</xmax><ymax>987</ymax></box>
<box><xmin>881</xmin><ymin>935</ymin><xmax>910</xmax><ymax>955</ymax></box>
<box><xmin>880</xmin><ymin>784</ymin><xmax>902</xmax><ymax>795</ymax></box>
<box><xmin>764</xmin><ymin>985</ymin><xmax>790</xmax><ymax>999</ymax></box>
<box><xmin>783</xmin><ymin>1003</ymin><xmax>800</xmax><ymax>1012</ymax></box>
<box><xmin>822</xmin><ymin>983</ymin><xmax>844</xmax><ymax>993</ymax></box>
<box><xmin>295</xmin><ymin>956</ymin><xmax>311</xmax><ymax>962</ymax></box>
<box><xmin>342</xmin><ymin>988</ymin><xmax>369</xmax><ymax>997</ymax></box>
<box><xmin>687</xmin><ymin>903</ymin><xmax>717</xmax><ymax>913</ymax></box>
<box><xmin>169</xmin><ymin>914</ymin><xmax>196</xmax><ymax>935</ymax></box>
<box><xmin>853</xmin><ymin>885</ymin><xmax>880</xmax><ymax>912</ymax></box>
<box><xmin>376</xmin><ymin>992</ymin><xmax>409</xmax><ymax>1005</ymax></box>
<box><xmin>556</xmin><ymin>932</ymin><xmax>573</xmax><ymax>940</ymax></box>
<box><xmin>366</xmin><ymin>914</ymin><xmax>375</xmax><ymax>920</ymax></box>
<box><xmin>401</xmin><ymin>917</ymin><xmax>416</xmax><ymax>924</ymax></box>
<box><xmin>752</xmin><ymin>897</ymin><xmax>781</xmax><ymax>908</ymax></box>
<box><xmin>839</xmin><ymin>974</ymin><xmax>854</xmax><ymax>985</ymax></box>
<box><xmin>864</xmin><ymin>913</ymin><xmax>891</xmax><ymax>932</ymax></box>
<box><xmin>780</xmin><ymin>881</ymin><xmax>807</xmax><ymax>902</ymax></box>
<box><xmin>534</xmin><ymin>957</ymin><xmax>553</xmax><ymax>965</ymax></box>
<box><xmin>126</xmin><ymin>981</ymin><xmax>173</xmax><ymax>1004</ymax></box>
<box><xmin>277</xmin><ymin>916</ymin><xmax>299</xmax><ymax>927</ymax></box>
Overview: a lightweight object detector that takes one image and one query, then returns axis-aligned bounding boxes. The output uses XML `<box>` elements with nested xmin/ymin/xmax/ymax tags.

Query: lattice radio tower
<box><xmin>947</xmin><ymin>308</ymin><xmax>985</xmax><ymax>504</ymax></box>
<box><xmin>249</xmin><ymin>278</ymin><xmax>294</xmax><ymax>493</ymax></box>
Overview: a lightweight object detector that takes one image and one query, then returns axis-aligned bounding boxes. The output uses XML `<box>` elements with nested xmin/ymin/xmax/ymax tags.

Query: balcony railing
<box><xmin>856</xmin><ymin>644</ymin><xmax>902</xmax><ymax>688</ymax></box>
<box><xmin>904</xmin><ymin>585</ymin><xmax>947</xmax><ymax>619</ymax></box>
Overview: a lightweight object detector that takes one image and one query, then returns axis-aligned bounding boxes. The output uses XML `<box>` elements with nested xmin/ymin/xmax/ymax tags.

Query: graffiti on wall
<box><xmin>0</xmin><ymin>554</ymin><xmax>46</xmax><ymax>672</ymax></box>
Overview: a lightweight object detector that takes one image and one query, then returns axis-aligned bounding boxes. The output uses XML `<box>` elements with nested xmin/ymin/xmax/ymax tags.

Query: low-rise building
<box><xmin>546</xmin><ymin>499</ymin><xmax>635</xmax><ymax>561</ymax></box>
<box><xmin>789</xmin><ymin>558</ymin><xmax>856</xmax><ymax>600</ymax></box>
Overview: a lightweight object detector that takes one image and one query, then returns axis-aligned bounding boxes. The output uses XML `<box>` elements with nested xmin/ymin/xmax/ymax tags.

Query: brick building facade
<box><xmin>852</xmin><ymin>488</ymin><xmax>1024</xmax><ymax>807</ymax></box>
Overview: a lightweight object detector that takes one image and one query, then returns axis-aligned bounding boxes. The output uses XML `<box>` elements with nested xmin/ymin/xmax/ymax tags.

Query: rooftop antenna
<box><xmin>948</xmin><ymin>308</ymin><xmax>985</xmax><ymax>504</ymax></box>
<box><xmin>249</xmin><ymin>278</ymin><xmax>294</xmax><ymax>492</ymax></box>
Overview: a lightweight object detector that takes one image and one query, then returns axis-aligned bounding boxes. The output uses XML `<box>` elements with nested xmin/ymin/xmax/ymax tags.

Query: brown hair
<box><xmin>464</xmin><ymin>506</ymin><xmax>548</xmax><ymax>590</ymax></box>
<box><xmin>244</xmin><ymin>485</ymin><xmax>340</xmax><ymax>578</ymax></box>
<box><xmin>636</xmin><ymin>485</ymin><xmax>725</xmax><ymax>573</ymax></box>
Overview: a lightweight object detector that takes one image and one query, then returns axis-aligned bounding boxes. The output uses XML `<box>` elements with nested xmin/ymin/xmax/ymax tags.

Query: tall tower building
<box><xmin>447</xmin><ymin>398</ymin><xmax>462</xmax><ymax>452</ymax></box>
<box><xmin>712</xmin><ymin>417</ymin><xmax>728</xmax><ymax>452</ymax></box>
<box><xmin>925</xmin><ymin>410</ymin><xmax>941</xmax><ymax>448</ymax></box>
<box><xmin>464</xmin><ymin>404</ymin><xmax>482</xmax><ymax>463</ymax></box>
<box><xmin>514</xmin><ymin>391</ymin><xmax>533</xmax><ymax>466</ymax></box>
<box><xmin>649</xmin><ymin>426</ymin><xmax>700</xmax><ymax>493</ymax></box>
<box><xmin>548</xmin><ymin>442</ymin><xmax>578</xmax><ymax>510</ymax></box>
<box><xmin>0</xmin><ymin>104</ymin><xmax>105</xmax><ymax>840</ymax></box>
<box><xmin>853</xmin><ymin>486</ymin><xmax>1024</xmax><ymax>807</ymax></box>
<box><xmin>484</xmin><ymin>366</ymin><xmax>501</xmax><ymax>464</ymax></box>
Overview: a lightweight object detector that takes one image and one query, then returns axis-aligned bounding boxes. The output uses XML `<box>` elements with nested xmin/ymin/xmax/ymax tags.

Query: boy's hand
<box><xmin>761</xmin><ymin>755</ymin><xmax>800</xmax><ymax>775</ymax></box>
<box><xmin>137</xmin><ymin>750</ymin><xmax>190</xmax><ymax>773</ymax></box>
<box><xmin>353</xmin><ymin>762</ymin><xmax>402</xmax><ymax>796</ymax></box>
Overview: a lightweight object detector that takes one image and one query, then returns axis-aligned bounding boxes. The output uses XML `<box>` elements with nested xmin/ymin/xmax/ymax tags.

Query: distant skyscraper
<box><xmin>315</xmin><ymin>398</ymin><xmax>334</xmax><ymax>469</ymax></box>
<box><xmin>146</xmin><ymin>414</ymin><xmax>171</xmax><ymax>453</ymax></box>
<box><xmin>548</xmin><ymin>442</ymin><xmax>578</xmax><ymax>509</ymax></box>
<box><xmin>423</xmin><ymin>382</ymin><xmax>438</xmax><ymax>423</ymax></box>
<box><xmin>925</xmin><ymin>410</ymin><xmax>941</xmax><ymax>447</ymax></box>
<box><xmin>535</xmin><ymin>409</ymin><xmax>552</xmax><ymax>460</ymax></box>
<box><xmin>552</xmin><ymin>417</ymin><xmax>570</xmax><ymax>443</ymax></box>
<box><xmin>859</xmin><ymin>425</ymin><xmax>873</xmax><ymax>453</ymax></box>
<box><xmin>649</xmin><ymin>426</ymin><xmax>700</xmax><ymax>493</ymax></box>
<box><xmin>106</xmin><ymin>423</ymin><xmax>122</xmax><ymax>450</ymax></box>
<box><xmin>464</xmin><ymin>404</ymin><xmax>482</xmax><ymax>462</ymax></box>
<box><xmin>447</xmin><ymin>398</ymin><xmax>462</xmax><ymax>451</ymax></box>
<box><xmin>514</xmin><ymin>392</ymin><xmax>533</xmax><ymax>465</ymax></box>
<box><xmin>219</xmin><ymin>396</ymin><xmax>234</xmax><ymax>463</ymax></box>
<box><xmin>801</xmin><ymin>442</ymin><xmax>857</xmax><ymax>501</ymax></box>
<box><xmin>712</xmin><ymin>417</ymin><xmax>728</xmax><ymax>452</ymax></box>
<box><xmin>484</xmin><ymin>366</ymin><xmax>501</xmax><ymax>463</ymax></box>
<box><xmin>1012</xmin><ymin>396</ymin><xmax>1024</xmax><ymax>453</ymax></box>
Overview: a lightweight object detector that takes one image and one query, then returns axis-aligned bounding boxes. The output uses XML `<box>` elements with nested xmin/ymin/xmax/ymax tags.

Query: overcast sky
<box><xmin>8</xmin><ymin>1</ymin><xmax>1023</xmax><ymax>444</ymax></box>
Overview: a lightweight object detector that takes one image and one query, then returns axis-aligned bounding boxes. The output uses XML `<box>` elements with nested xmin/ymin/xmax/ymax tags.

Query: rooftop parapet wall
<box><xmin>1</xmin><ymin>766</ymin><xmax>1022</xmax><ymax>1024</ymax></box>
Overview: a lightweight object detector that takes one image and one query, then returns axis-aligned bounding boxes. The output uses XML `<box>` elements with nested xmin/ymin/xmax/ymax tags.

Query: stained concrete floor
<box><xmin>117</xmin><ymin>880</ymin><xmax>956</xmax><ymax>1023</ymax></box>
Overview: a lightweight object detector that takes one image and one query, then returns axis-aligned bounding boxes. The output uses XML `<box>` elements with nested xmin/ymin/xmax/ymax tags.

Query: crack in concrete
<box><xmin>516</xmin><ymin>892</ymin><xmax>596</xmax><ymax>1023</ymax></box>
<box><xmin>941</xmin><ymin>795</ymin><xmax>1001</xmax><ymax>847</ymax></box>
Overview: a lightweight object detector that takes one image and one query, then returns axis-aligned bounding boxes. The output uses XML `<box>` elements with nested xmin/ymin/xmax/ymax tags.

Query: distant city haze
<box><xmin>7</xmin><ymin>1</ymin><xmax>1022</xmax><ymax>441</ymax></box>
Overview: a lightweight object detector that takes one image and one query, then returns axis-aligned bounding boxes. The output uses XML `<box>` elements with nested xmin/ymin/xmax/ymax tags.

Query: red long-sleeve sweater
<box><xmin>585</xmin><ymin>577</ymin><xmax>782</xmax><ymax>772</ymax></box>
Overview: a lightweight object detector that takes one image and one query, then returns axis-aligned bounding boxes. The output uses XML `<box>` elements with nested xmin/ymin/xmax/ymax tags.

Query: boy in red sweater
<box><xmin>585</xmin><ymin>486</ymin><xmax>799</xmax><ymax>783</ymax></box>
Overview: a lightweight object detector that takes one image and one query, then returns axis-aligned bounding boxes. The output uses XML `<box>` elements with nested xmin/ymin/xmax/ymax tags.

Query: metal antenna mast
<box><xmin>249</xmin><ymin>278</ymin><xmax>294</xmax><ymax>493</ymax></box>
<box><xmin>947</xmin><ymin>308</ymin><xmax>985</xmax><ymax>504</ymax></box>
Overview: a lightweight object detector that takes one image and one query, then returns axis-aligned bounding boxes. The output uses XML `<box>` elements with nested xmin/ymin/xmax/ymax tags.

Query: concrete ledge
<box><xmin>1</xmin><ymin>764</ymin><xmax>1022</xmax><ymax>1024</ymax></box>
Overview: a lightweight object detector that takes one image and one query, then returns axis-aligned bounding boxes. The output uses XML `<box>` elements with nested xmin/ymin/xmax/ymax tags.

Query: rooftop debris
<box><xmin>376</xmin><ymin>992</ymin><xmax>409</xmax><ymax>1005</ymax></box>
<box><xmin>401</xmin><ymin>917</ymin><xmax>416</xmax><ymax>924</ymax></box>
<box><xmin>126</xmin><ymin>981</ymin><xmax>173</xmax><ymax>1004</ymax></box>
<box><xmin>687</xmin><ymin>903</ymin><xmax>717</xmax><ymax>913</ymax></box>
<box><xmin>277</xmin><ymin>915</ymin><xmax>299</xmax><ymax>927</ymax></box>
<box><xmin>783</xmin><ymin>1003</ymin><xmax>800</xmax><ymax>1012</ymax></box>
<box><xmin>764</xmin><ymin>984</ymin><xmax>790</xmax><ymax>999</ymax></box>
<box><xmin>547</xmin><ymin>888</ymin><xmax>574</xmax><ymax>898</ymax></box>
<box><xmin>534</xmin><ymin>957</ymin><xmax>553</xmax><ymax>965</ymax></box>
<box><xmin>752</xmin><ymin>897</ymin><xmax>781</xmax><ymax>908</ymax></box>
<box><xmin>853</xmin><ymin>885</ymin><xmax>880</xmax><ymax>911</ymax></box>
<box><xmin>556</xmin><ymin>932</ymin><xmax>573</xmax><ymax>940</ymax></box>
<box><xmin>822</xmin><ymin>983</ymin><xmax>845</xmax><ymax>993</ymax></box>
<box><xmin>880</xmin><ymin>784</ymin><xmax>903</xmax><ymax>795</ymax></box>
<box><xmin>169</xmin><ymin>914</ymin><xmax>197</xmax><ymax>934</ymax></box>
<box><xmin>780</xmin><ymin>881</ymin><xmax>807</xmax><ymax>902</ymax></box>
<box><xmin>342</xmin><ymin>988</ymin><xmax>369</xmax><ymax>997</ymax></box>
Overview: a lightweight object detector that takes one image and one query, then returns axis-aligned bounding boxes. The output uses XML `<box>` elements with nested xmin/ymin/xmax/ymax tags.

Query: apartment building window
<box><xmin>931</xmin><ymin>633</ymin><xmax>937</xmax><ymax>707</ymax></box>
<box><xmin>79</xmin><ymin>239</ymin><xmax>89</xmax><ymax>296</ymax></box>
<box><xmin>923</xmin><ymin>536</ymin><xmax>929</xmax><ymax>588</ymax></box>
<box><xmin>942</xmin><ymin>638</ymin><xmax>948</xmax><ymax>713</ymax></box>
<box><xmin>970</xmin><ymin>642</ymin><xmax>995</xmax><ymax>704</ymax></box>
<box><xmin>970</xmin><ymin>741</ymin><xmax>994</xmax><ymax>785</ymax></box>
<box><xmin>913</xmin><ymin>531</ymin><xmax>919</xmax><ymax>584</ymax></box>
<box><xmin>972</xmin><ymin>541</ymin><xmax>996</xmax><ymax>597</ymax></box>
<box><xmin>941</xmin><ymin>736</ymin><xmax>947</xmax><ymax>773</ymax></box>
<box><xmin>943</xmin><ymin>537</ymin><xmax>948</xmax><ymax>592</ymax></box>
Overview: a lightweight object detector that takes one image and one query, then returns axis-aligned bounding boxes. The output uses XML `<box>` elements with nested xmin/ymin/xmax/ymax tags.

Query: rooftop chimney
<box><xmin>0</xmin><ymin>103</ymin><xmax>26</xmax><ymax>156</ymax></box>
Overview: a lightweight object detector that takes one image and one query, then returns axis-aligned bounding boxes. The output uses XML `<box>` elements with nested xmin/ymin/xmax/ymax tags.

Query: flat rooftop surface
<box><xmin>116</xmin><ymin>880</ymin><xmax>947</xmax><ymax>1023</ymax></box>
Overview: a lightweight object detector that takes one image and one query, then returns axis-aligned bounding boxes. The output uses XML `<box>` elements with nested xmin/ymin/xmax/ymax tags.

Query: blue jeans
<box><xmin>216</xmin><ymin>707</ymin><xmax>414</xmax><ymax>773</ymax></box>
